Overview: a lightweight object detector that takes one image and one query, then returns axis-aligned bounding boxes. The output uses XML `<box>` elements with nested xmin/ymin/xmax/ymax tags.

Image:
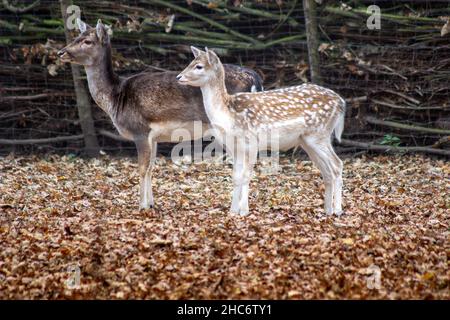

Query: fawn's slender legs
<box><xmin>329</xmin><ymin>145</ymin><xmax>343</xmax><ymax>213</ymax></box>
<box><xmin>299</xmin><ymin>135</ymin><xmax>343</xmax><ymax>215</ymax></box>
<box><xmin>136</xmin><ymin>137</ymin><xmax>157</xmax><ymax>209</ymax></box>
<box><xmin>231</xmin><ymin>152</ymin><xmax>243</xmax><ymax>214</ymax></box>
<box><xmin>231</xmin><ymin>139</ymin><xmax>257</xmax><ymax>216</ymax></box>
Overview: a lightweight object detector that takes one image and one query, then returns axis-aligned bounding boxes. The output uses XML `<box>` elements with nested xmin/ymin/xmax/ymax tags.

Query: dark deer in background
<box><xmin>58</xmin><ymin>19</ymin><xmax>263</xmax><ymax>209</ymax></box>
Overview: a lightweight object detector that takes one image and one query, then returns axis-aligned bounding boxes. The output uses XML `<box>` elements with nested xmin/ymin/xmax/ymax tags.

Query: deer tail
<box><xmin>333</xmin><ymin>98</ymin><xmax>346</xmax><ymax>143</ymax></box>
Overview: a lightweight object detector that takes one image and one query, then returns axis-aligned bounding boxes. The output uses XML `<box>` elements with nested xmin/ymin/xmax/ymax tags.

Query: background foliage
<box><xmin>0</xmin><ymin>0</ymin><xmax>449</xmax><ymax>156</ymax></box>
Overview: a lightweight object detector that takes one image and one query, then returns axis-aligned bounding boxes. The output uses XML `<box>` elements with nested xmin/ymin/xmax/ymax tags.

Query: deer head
<box><xmin>177</xmin><ymin>46</ymin><xmax>223</xmax><ymax>87</ymax></box>
<box><xmin>57</xmin><ymin>19</ymin><xmax>110</xmax><ymax>66</ymax></box>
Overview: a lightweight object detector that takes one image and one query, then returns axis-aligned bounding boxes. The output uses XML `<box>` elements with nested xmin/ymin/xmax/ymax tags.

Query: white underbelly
<box><xmin>150</xmin><ymin>121</ymin><xmax>211</xmax><ymax>143</ymax></box>
<box><xmin>256</xmin><ymin>124</ymin><xmax>306</xmax><ymax>151</ymax></box>
<box><xmin>253</xmin><ymin>131</ymin><xmax>300</xmax><ymax>152</ymax></box>
<box><xmin>149</xmin><ymin>120</ymin><xmax>304</xmax><ymax>153</ymax></box>
<box><xmin>214</xmin><ymin>127</ymin><xmax>302</xmax><ymax>153</ymax></box>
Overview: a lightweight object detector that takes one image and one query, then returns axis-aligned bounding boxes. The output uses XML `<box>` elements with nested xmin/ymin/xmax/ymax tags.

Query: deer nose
<box><xmin>176</xmin><ymin>74</ymin><xmax>182</xmax><ymax>81</ymax></box>
<box><xmin>57</xmin><ymin>49</ymin><xmax>66</xmax><ymax>57</ymax></box>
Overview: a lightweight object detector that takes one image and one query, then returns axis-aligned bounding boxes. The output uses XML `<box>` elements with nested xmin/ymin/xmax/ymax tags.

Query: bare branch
<box><xmin>0</xmin><ymin>92</ymin><xmax>72</xmax><ymax>102</ymax></box>
<box><xmin>366</xmin><ymin>116</ymin><xmax>450</xmax><ymax>135</ymax></box>
<box><xmin>0</xmin><ymin>135</ymin><xmax>83</xmax><ymax>145</ymax></box>
<box><xmin>339</xmin><ymin>139</ymin><xmax>450</xmax><ymax>157</ymax></box>
<box><xmin>2</xmin><ymin>0</ymin><xmax>40</xmax><ymax>13</ymax></box>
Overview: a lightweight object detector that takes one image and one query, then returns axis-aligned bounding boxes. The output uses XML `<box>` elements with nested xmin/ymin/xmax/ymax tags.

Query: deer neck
<box><xmin>84</xmin><ymin>46</ymin><xmax>120</xmax><ymax>117</ymax></box>
<box><xmin>200</xmin><ymin>70</ymin><xmax>233</xmax><ymax>130</ymax></box>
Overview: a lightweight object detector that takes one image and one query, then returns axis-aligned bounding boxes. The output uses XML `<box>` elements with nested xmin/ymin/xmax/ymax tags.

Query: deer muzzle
<box><xmin>57</xmin><ymin>48</ymin><xmax>72</xmax><ymax>62</ymax></box>
<box><xmin>176</xmin><ymin>73</ymin><xmax>188</xmax><ymax>85</ymax></box>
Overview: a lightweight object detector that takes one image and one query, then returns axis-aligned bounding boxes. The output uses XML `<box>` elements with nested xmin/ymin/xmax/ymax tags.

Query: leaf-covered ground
<box><xmin>0</xmin><ymin>154</ymin><xmax>448</xmax><ymax>299</ymax></box>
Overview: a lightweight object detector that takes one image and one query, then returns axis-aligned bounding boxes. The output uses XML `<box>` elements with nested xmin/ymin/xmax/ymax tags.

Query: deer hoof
<box><xmin>139</xmin><ymin>203</ymin><xmax>154</xmax><ymax>210</ymax></box>
<box><xmin>230</xmin><ymin>208</ymin><xmax>249</xmax><ymax>217</ymax></box>
<box><xmin>238</xmin><ymin>208</ymin><xmax>249</xmax><ymax>217</ymax></box>
<box><xmin>230</xmin><ymin>210</ymin><xmax>240</xmax><ymax>216</ymax></box>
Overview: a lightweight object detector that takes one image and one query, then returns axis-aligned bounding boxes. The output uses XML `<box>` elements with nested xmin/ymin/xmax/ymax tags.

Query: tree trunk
<box><xmin>303</xmin><ymin>0</ymin><xmax>321</xmax><ymax>84</ymax></box>
<box><xmin>59</xmin><ymin>0</ymin><xmax>99</xmax><ymax>156</ymax></box>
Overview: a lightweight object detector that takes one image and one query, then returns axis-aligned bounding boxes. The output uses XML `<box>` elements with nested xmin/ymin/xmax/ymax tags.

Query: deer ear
<box><xmin>190</xmin><ymin>46</ymin><xmax>203</xmax><ymax>58</ymax></box>
<box><xmin>205</xmin><ymin>47</ymin><xmax>219</xmax><ymax>65</ymax></box>
<box><xmin>96</xmin><ymin>19</ymin><xmax>109</xmax><ymax>44</ymax></box>
<box><xmin>77</xmin><ymin>18</ymin><xmax>88</xmax><ymax>33</ymax></box>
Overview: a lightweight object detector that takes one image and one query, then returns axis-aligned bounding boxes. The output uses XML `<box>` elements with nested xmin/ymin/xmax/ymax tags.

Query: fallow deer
<box><xmin>177</xmin><ymin>48</ymin><xmax>345</xmax><ymax>216</ymax></box>
<box><xmin>57</xmin><ymin>20</ymin><xmax>263</xmax><ymax>209</ymax></box>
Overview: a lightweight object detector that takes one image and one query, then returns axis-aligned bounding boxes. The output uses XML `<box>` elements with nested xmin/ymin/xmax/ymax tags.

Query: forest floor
<box><xmin>0</xmin><ymin>154</ymin><xmax>448</xmax><ymax>299</ymax></box>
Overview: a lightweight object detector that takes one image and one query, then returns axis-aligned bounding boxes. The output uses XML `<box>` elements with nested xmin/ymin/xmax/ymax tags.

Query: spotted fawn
<box><xmin>177</xmin><ymin>47</ymin><xmax>345</xmax><ymax>216</ymax></box>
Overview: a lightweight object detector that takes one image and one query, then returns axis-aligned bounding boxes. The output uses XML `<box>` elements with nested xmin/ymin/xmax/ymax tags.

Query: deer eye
<box><xmin>195</xmin><ymin>65</ymin><xmax>204</xmax><ymax>70</ymax></box>
<box><xmin>84</xmin><ymin>40</ymin><xmax>93</xmax><ymax>45</ymax></box>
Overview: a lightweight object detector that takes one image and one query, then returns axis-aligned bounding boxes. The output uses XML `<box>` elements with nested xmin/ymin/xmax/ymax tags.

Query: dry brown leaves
<box><xmin>0</xmin><ymin>154</ymin><xmax>448</xmax><ymax>299</ymax></box>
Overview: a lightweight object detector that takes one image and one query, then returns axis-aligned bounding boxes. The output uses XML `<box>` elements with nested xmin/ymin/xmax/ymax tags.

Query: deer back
<box><xmin>229</xmin><ymin>84</ymin><xmax>345</xmax><ymax>131</ymax></box>
<box><xmin>111</xmin><ymin>65</ymin><xmax>262</xmax><ymax>139</ymax></box>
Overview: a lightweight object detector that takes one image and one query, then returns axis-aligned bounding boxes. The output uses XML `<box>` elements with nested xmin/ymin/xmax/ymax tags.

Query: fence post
<box><xmin>59</xmin><ymin>0</ymin><xmax>100</xmax><ymax>156</ymax></box>
<box><xmin>303</xmin><ymin>0</ymin><xmax>321</xmax><ymax>84</ymax></box>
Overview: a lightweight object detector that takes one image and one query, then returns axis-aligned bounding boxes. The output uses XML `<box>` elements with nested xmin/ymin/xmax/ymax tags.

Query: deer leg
<box><xmin>299</xmin><ymin>136</ymin><xmax>340</xmax><ymax>215</ymax></box>
<box><xmin>327</xmin><ymin>143</ymin><xmax>343</xmax><ymax>215</ymax></box>
<box><xmin>136</xmin><ymin>138</ymin><xmax>155</xmax><ymax>209</ymax></box>
<box><xmin>237</xmin><ymin>144</ymin><xmax>257</xmax><ymax>216</ymax></box>
<box><xmin>231</xmin><ymin>150</ymin><xmax>244</xmax><ymax>214</ymax></box>
<box><xmin>148</xmin><ymin>140</ymin><xmax>157</xmax><ymax>205</ymax></box>
<box><xmin>318</xmin><ymin>141</ymin><xmax>343</xmax><ymax>215</ymax></box>
<box><xmin>231</xmin><ymin>138</ymin><xmax>253</xmax><ymax>216</ymax></box>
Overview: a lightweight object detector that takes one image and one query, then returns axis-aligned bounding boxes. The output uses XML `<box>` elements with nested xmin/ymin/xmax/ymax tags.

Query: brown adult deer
<box><xmin>177</xmin><ymin>48</ymin><xmax>345</xmax><ymax>216</ymax></box>
<box><xmin>58</xmin><ymin>19</ymin><xmax>263</xmax><ymax>209</ymax></box>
